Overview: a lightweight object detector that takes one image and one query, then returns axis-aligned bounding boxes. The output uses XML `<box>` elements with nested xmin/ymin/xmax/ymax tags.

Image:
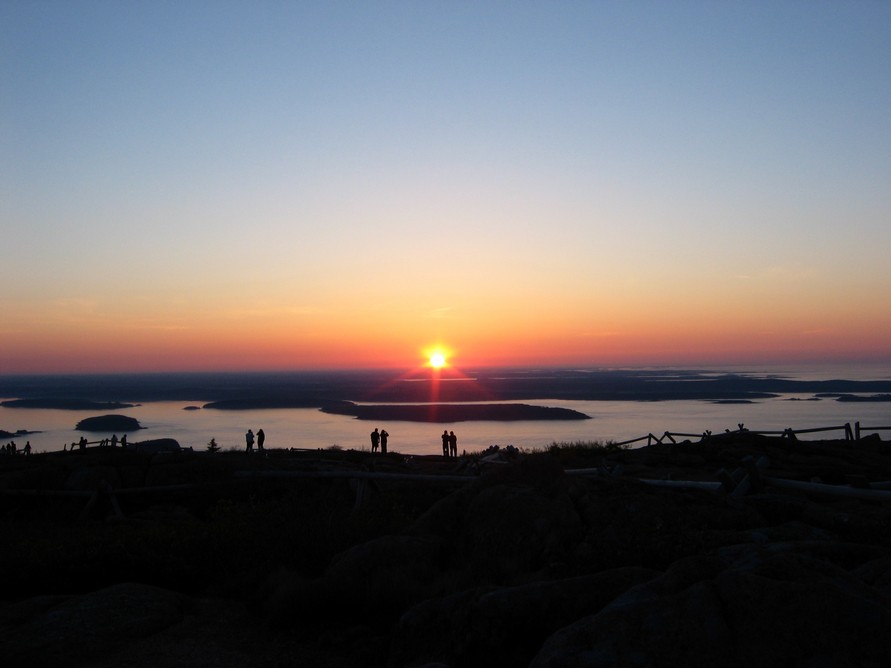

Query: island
<box><xmin>0</xmin><ymin>429</ymin><xmax>35</xmax><ymax>439</ymax></box>
<box><xmin>74</xmin><ymin>415</ymin><xmax>143</xmax><ymax>432</ymax></box>
<box><xmin>833</xmin><ymin>394</ymin><xmax>891</xmax><ymax>402</ymax></box>
<box><xmin>320</xmin><ymin>401</ymin><xmax>591</xmax><ymax>422</ymax></box>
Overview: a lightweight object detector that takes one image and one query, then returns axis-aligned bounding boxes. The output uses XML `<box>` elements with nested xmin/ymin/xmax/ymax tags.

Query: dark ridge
<box><xmin>2</xmin><ymin>369</ymin><xmax>891</xmax><ymax>406</ymax></box>
<box><xmin>203</xmin><ymin>397</ymin><xmax>327</xmax><ymax>410</ymax></box>
<box><xmin>320</xmin><ymin>402</ymin><xmax>591</xmax><ymax>422</ymax></box>
<box><xmin>834</xmin><ymin>394</ymin><xmax>891</xmax><ymax>402</ymax></box>
<box><xmin>1</xmin><ymin>398</ymin><xmax>136</xmax><ymax>410</ymax></box>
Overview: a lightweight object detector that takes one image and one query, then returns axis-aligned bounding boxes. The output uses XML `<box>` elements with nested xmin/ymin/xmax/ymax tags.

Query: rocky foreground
<box><xmin>3</xmin><ymin>433</ymin><xmax>891</xmax><ymax>667</ymax></box>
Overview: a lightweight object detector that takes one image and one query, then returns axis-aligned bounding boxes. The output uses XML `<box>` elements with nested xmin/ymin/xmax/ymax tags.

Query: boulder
<box><xmin>392</xmin><ymin>567</ymin><xmax>660</xmax><ymax>668</ymax></box>
<box><xmin>409</xmin><ymin>457</ymin><xmax>587</xmax><ymax>582</ymax></box>
<box><xmin>531</xmin><ymin>550</ymin><xmax>891</xmax><ymax>668</ymax></box>
<box><xmin>133</xmin><ymin>438</ymin><xmax>181</xmax><ymax>455</ymax></box>
<box><xmin>266</xmin><ymin>534</ymin><xmax>449</xmax><ymax>627</ymax></box>
<box><xmin>0</xmin><ymin>583</ymin><xmax>183</xmax><ymax>666</ymax></box>
<box><xmin>64</xmin><ymin>465</ymin><xmax>123</xmax><ymax>491</ymax></box>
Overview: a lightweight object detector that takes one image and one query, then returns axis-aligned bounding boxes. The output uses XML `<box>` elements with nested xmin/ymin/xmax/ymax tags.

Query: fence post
<box><xmin>855</xmin><ymin>421</ymin><xmax>861</xmax><ymax>441</ymax></box>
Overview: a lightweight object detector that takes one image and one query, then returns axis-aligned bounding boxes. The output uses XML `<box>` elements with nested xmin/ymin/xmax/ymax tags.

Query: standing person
<box><xmin>449</xmin><ymin>431</ymin><xmax>457</xmax><ymax>458</ymax></box>
<box><xmin>370</xmin><ymin>428</ymin><xmax>380</xmax><ymax>453</ymax></box>
<box><xmin>120</xmin><ymin>434</ymin><xmax>127</xmax><ymax>448</ymax></box>
<box><xmin>245</xmin><ymin>429</ymin><xmax>255</xmax><ymax>452</ymax></box>
<box><xmin>257</xmin><ymin>429</ymin><xmax>265</xmax><ymax>452</ymax></box>
<box><xmin>380</xmin><ymin>429</ymin><xmax>389</xmax><ymax>454</ymax></box>
<box><xmin>441</xmin><ymin>430</ymin><xmax>450</xmax><ymax>457</ymax></box>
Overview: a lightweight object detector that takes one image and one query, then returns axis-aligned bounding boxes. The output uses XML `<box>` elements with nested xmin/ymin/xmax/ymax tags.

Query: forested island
<box><xmin>320</xmin><ymin>401</ymin><xmax>590</xmax><ymax>422</ymax></box>
<box><xmin>74</xmin><ymin>415</ymin><xmax>143</xmax><ymax>432</ymax></box>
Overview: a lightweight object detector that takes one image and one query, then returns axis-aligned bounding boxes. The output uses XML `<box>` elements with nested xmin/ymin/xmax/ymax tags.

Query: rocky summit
<box><xmin>3</xmin><ymin>432</ymin><xmax>891</xmax><ymax>666</ymax></box>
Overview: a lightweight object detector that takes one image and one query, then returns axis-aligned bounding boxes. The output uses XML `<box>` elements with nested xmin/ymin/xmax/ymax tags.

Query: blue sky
<box><xmin>2</xmin><ymin>2</ymin><xmax>891</xmax><ymax>372</ymax></box>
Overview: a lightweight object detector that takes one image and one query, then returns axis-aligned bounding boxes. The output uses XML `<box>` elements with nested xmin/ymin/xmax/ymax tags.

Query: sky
<box><xmin>2</xmin><ymin>1</ymin><xmax>891</xmax><ymax>374</ymax></box>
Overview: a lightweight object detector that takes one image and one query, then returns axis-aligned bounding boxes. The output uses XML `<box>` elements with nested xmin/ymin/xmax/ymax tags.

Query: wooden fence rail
<box><xmin>611</xmin><ymin>421</ymin><xmax>891</xmax><ymax>448</ymax></box>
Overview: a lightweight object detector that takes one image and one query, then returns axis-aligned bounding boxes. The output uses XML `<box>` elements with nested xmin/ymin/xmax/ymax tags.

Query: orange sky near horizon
<box><xmin>3</xmin><ymin>285</ymin><xmax>890</xmax><ymax>374</ymax></box>
<box><xmin>3</xmin><ymin>4</ymin><xmax>891</xmax><ymax>376</ymax></box>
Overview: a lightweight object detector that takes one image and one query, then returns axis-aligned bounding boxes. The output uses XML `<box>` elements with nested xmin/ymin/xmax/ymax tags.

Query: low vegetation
<box><xmin>546</xmin><ymin>439</ymin><xmax>627</xmax><ymax>452</ymax></box>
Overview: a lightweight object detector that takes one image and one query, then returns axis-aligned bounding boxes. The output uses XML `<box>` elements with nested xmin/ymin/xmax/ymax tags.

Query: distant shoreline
<box><xmin>0</xmin><ymin>399</ymin><xmax>137</xmax><ymax>410</ymax></box>
<box><xmin>3</xmin><ymin>368</ymin><xmax>891</xmax><ymax>411</ymax></box>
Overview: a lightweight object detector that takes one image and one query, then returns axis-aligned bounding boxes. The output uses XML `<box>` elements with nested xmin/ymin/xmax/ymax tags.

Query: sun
<box><xmin>429</xmin><ymin>351</ymin><xmax>447</xmax><ymax>369</ymax></box>
<box><xmin>422</xmin><ymin>344</ymin><xmax>452</xmax><ymax>370</ymax></box>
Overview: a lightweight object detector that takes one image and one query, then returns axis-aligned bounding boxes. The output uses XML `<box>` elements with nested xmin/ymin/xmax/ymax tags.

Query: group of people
<box><xmin>245</xmin><ymin>428</ymin><xmax>266</xmax><ymax>452</ymax></box>
<box><xmin>370</xmin><ymin>427</ymin><xmax>389</xmax><ymax>453</ymax></box>
<box><xmin>370</xmin><ymin>428</ymin><xmax>461</xmax><ymax>457</ymax></box>
<box><xmin>98</xmin><ymin>434</ymin><xmax>126</xmax><ymax>448</ymax></box>
<box><xmin>441</xmin><ymin>430</ymin><xmax>458</xmax><ymax>458</ymax></box>
<box><xmin>2</xmin><ymin>440</ymin><xmax>30</xmax><ymax>456</ymax></box>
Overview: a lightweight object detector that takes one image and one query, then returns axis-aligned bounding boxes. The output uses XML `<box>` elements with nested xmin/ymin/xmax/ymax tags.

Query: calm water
<box><xmin>3</xmin><ymin>365</ymin><xmax>891</xmax><ymax>455</ymax></box>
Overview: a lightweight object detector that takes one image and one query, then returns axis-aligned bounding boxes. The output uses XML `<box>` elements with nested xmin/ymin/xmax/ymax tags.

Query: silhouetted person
<box><xmin>370</xmin><ymin>428</ymin><xmax>380</xmax><ymax>453</ymax></box>
<box><xmin>120</xmin><ymin>434</ymin><xmax>127</xmax><ymax>448</ymax></box>
<box><xmin>442</xmin><ymin>430</ymin><xmax>450</xmax><ymax>457</ymax></box>
<box><xmin>245</xmin><ymin>429</ymin><xmax>255</xmax><ymax>452</ymax></box>
<box><xmin>257</xmin><ymin>428</ymin><xmax>265</xmax><ymax>451</ymax></box>
<box><xmin>24</xmin><ymin>441</ymin><xmax>31</xmax><ymax>455</ymax></box>
<box><xmin>449</xmin><ymin>431</ymin><xmax>457</xmax><ymax>458</ymax></box>
<box><xmin>111</xmin><ymin>434</ymin><xmax>118</xmax><ymax>448</ymax></box>
<box><xmin>380</xmin><ymin>429</ymin><xmax>388</xmax><ymax>454</ymax></box>
<box><xmin>79</xmin><ymin>436</ymin><xmax>88</xmax><ymax>450</ymax></box>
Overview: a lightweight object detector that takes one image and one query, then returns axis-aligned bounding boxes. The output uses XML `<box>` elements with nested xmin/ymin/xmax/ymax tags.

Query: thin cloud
<box><xmin>762</xmin><ymin>265</ymin><xmax>818</xmax><ymax>281</ymax></box>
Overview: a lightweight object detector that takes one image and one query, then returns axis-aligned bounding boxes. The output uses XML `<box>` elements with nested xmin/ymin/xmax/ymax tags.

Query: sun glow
<box><xmin>429</xmin><ymin>351</ymin><xmax>447</xmax><ymax>368</ymax></box>
<box><xmin>423</xmin><ymin>345</ymin><xmax>451</xmax><ymax>369</ymax></box>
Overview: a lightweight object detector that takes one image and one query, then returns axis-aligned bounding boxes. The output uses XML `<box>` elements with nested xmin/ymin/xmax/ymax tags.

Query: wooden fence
<box><xmin>612</xmin><ymin>421</ymin><xmax>891</xmax><ymax>448</ymax></box>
